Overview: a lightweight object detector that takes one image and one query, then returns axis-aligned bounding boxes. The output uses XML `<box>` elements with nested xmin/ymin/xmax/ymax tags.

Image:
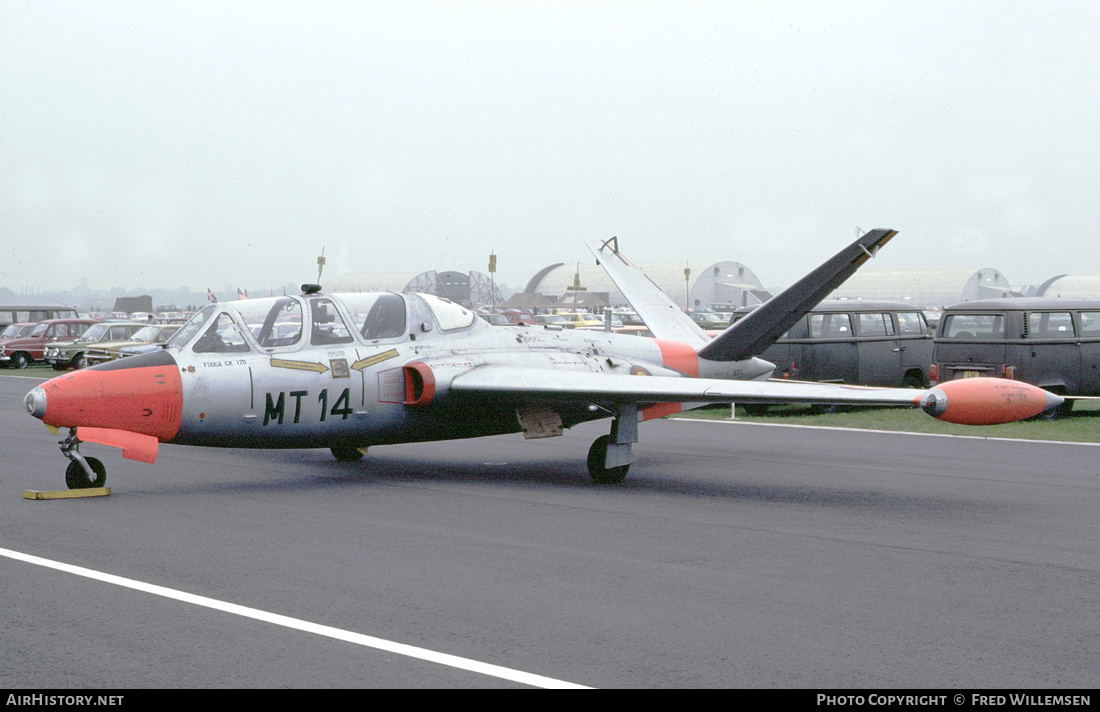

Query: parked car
<box><xmin>576</xmin><ymin>324</ymin><xmax>651</xmax><ymax>336</ymax></box>
<box><xmin>44</xmin><ymin>322</ymin><xmax>146</xmax><ymax>369</ymax></box>
<box><xmin>501</xmin><ymin>309</ymin><xmax>535</xmax><ymax>325</ymax></box>
<box><xmin>562</xmin><ymin>313</ymin><xmax>603</xmax><ymax>329</ymax></box>
<box><xmin>114</xmin><ymin>342</ymin><xmax>168</xmax><ymax>359</ymax></box>
<box><xmin>732</xmin><ymin>300</ymin><xmax>935</xmax><ymax>388</ymax></box>
<box><xmin>611</xmin><ymin>308</ymin><xmax>645</xmax><ymax>326</ymax></box>
<box><xmin>0</xmin><ymin>323</ymin><xmax>36</xmax><ymax>368</ymax></box>
<box><xmin>84</xmin><ymin>324</ymin><xmax>182</xmax><ymax>366</ymax></box>
<box><xmin>690</xmin><ymin>312</ymin><xmax>729</xmax><ymax>330</ymax></box>
<box><xmin>933</xmin><ymin>298</ymin><xmax>1100</xmax><ymax>413</ymax></box>
<box><xmin>0</xmin><ymin>318</ymin><xmax>99</xmax><ymax>369</ymax></box>
<box><xmin>477</xmin><ymin>313</ymin><xmax>511</xmax><ymax>326</ymax></box>
<box><xmin>534</xmin><ymin>314</ymin><xmax>570</xmax><ymax>327</ymax></box>
<box><xmin>1</xmin><ymin>323</ymin><xmax>37</xmax><ymax>340</ymax></box>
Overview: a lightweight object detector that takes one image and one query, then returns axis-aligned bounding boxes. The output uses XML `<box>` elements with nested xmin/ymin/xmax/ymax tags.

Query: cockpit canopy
<box><xmin>166</xmin><ymin>292</ymin><xmax>480</xmax><ymax>354</ymax></box>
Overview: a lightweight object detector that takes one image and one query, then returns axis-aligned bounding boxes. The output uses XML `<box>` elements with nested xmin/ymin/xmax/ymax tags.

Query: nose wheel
<box><xmin>65</xmin><ymin>457</ymin><xmax>106</xmax><ymax>489</ymax></box>
<box><xmin>59</xmin><ymin>429</ymin><xmax>107</xmax><ymax>489</ymax></box>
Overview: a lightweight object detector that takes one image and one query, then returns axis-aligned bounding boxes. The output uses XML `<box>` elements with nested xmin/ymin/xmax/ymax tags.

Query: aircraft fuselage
<box><xmin>25</xmin><ymin>291</ymin><xmax>774</xmax><ymax>454</ymax></box>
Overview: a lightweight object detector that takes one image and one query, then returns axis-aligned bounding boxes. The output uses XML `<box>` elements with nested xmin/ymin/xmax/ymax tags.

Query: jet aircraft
<box><xmin>24</xmin><ymin>229</ymin><xmax>1062</xmax><ymax>489</ymax></box>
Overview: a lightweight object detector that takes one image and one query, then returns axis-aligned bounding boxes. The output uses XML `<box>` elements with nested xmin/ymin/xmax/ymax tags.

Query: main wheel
<box><xmin>65</xmin><ymin>457</ymin><xmax>106</xmax><ymax>489</ymax></box>
<box><xmin>331</xmin><ymin>446</ymin><xmax>366</xmax><ymax>462</ymax></box>
<box><xmin>587</xmin><ymin>435</ymin><xmax>629</xmax><ymax>484</ymax></box>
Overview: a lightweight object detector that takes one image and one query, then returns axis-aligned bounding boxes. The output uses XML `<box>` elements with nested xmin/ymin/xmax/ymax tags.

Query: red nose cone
<box><xmin>32</xmin><ymin>351</ymin><xmax>183</xmax><ymax>441</ymax></box>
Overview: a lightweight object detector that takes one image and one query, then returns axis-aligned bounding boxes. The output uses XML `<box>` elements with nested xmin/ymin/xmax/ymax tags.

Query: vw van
<box><xmin>933</xmin><ymin>298</ymin><xmax>1100</xmax><ymax>408</ymax></box>
<box><xmin>733</xmin><ymin>300</ymin><xmax>935</xmax><ymax>388</ymax></box>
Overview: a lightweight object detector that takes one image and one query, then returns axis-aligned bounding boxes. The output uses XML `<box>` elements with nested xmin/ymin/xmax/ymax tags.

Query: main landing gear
<box><xmin>59</xmin><ymin>428</ymin><xmax>106</xmax><ymax>489</ymax></box>
<box><xmin>330</xmin><ymin>446</ymin><xmax>367</xmax><ymax>462</ymax></box>
<box><xmin>587</xmin><ymin>403</ymin><xmax>639</xmax><ymax>484</ymax></box>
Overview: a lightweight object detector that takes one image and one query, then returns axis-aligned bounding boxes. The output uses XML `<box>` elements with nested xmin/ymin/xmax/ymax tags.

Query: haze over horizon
<box><xmin>3</xmin><ymin>1</ymin><xmax>1097</xmax><ymax>295</ymax></box>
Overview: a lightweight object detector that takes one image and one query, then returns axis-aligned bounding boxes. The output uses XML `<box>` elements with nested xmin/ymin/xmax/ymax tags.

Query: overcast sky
<box><xmin>2</xmin><ymin>0</ymin><xmax>1098</xmax><ymax>295</ymax></box>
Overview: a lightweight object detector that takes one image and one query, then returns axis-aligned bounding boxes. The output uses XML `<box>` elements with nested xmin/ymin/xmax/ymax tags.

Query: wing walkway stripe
<box><xmin>0</xmin><ymin>546</ymin><xmax>589</xmax><ymax>689</ymax></box>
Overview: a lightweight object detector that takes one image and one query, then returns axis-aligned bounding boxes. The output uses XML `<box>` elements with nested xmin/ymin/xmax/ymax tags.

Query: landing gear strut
<box><xmin>59</xmin><ymin>428</ymin><xmax>106</xmax><ymax>489</ymax></box>
<box><xmin>587</xmin><ymin>403</ymin><xmax>639</xmax><ymax>484</ymax></box>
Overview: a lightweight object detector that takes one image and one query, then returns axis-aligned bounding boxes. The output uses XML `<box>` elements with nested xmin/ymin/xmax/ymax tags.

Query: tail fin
<box><xmin>585</xmin><ymin>236</ymin><xmax>710</xmax><ymax>347</ymax></box>
<box><xmin>698</xmin><ymin>228</ymin><xmax>898</xmax><ymax>362</ymax></box>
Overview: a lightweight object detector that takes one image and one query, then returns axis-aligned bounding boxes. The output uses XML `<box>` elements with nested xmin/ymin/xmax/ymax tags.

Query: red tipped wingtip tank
<box><xmin>917</xmin><ymin>377</ymin><xmax>1063</xmax><ymax>425</ymax></box>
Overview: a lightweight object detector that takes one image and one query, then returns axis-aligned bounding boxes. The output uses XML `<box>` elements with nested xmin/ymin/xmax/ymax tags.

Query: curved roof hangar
<box><xmin>525</xmin><ymin>260</ymin><xmax>764</xmax><ymax>309</ymax></box>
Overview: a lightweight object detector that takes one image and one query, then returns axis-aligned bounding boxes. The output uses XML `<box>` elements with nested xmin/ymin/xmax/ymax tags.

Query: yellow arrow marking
<box><xmin>352</xmin><ymin>349</ymin><xmax>400</xmax><ymax>371</ymax></box>
<box><xmin>270</xmin><ymin>358</ymin><xmax>329</xmax><ymax>374</ymax></box>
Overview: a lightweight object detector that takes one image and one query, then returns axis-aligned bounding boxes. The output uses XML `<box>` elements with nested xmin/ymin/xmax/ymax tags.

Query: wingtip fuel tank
<box><xmin>918</xmin><ymin>377</ymin><xmax>1064</xmax><ymax>425</ymax></box>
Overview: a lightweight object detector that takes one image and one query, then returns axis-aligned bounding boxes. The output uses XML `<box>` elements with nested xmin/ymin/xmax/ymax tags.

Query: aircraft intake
<box><xmin>403</xmin><ymin>361</ymin><xmax>436</xmax><ymax>406</ymax></box>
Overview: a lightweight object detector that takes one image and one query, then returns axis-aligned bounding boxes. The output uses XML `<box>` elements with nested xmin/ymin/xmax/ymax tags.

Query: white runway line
<box><xmin>0</xmin><ymin>546</ymin><xmax>590</xmax><ymax>689</ymax></box>
<box><xmin>673</xmin><ymin>416</ymin><xmax>1100</xmax><ymax>446</ymax></box>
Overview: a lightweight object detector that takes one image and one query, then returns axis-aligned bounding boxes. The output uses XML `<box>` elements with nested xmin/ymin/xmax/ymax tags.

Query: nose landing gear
<box><xmin>59</xmin><ymin>429</ymin><xmax>106</xmax><ymax>489</ymax></box>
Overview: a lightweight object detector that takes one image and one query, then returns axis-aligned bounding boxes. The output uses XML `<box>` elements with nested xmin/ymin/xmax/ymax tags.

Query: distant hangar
<box><xmin>826</xmin><ymin>268</ymin><xmax>1015</xmax><ymax>308</ymax></box>
<box><xmin>1036</xmin><ymin>274</ymin><xmax>1100</xmax><ymax>299</ymax></box>
<box><xmin>331</xmin><ymin>261</ymin><xmax>1026</xmax><ymax>312</ymax></box>
<box><xmin>524</xmin><ymin>260</ymin><xmax>768</xmax><ymax>310</ymax></box>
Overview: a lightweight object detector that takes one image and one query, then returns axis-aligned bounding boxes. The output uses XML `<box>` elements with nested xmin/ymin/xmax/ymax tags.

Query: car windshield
<box><xmin>129</xmin><ymin>325</ymin><xmax>162</xmax><ymax>342</ymax></box>
<box><xmin>77</xmin><ymin>323</ymin><xmax>111</xmax><ymax>341</ymax></box>
<box><xmin>1</xmin><ymin>324</ymin><xmax>32</xmax><ymax>338</ymax></box>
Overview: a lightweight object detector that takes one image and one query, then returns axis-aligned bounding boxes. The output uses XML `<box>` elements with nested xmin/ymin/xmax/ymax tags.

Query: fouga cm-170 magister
<box><xmin>25</xmin><ymin>229</ymin><xmax>1062</xmax><ymax>489</ymax></box>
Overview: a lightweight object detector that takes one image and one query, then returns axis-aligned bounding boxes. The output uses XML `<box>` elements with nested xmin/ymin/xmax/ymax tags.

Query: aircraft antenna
<box><xmin>684</xmin><ymin>263</ymin><xmax>691</xmax><ymax>310</ymax></box>
<box><xmin>488</xmin><ymin>251</ymin><xmax>497</xmax><ymax>313</ymax></box>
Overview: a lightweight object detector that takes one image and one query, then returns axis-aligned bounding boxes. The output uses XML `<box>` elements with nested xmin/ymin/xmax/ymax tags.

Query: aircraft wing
<box><xmin>451</xmin><ymin>367</ymin><xmax>921</xmax><ymax>408</ymax></box>
<box><xmin>584</xmin><ymin>237</ymin><xmax>710</xmax><ymax>347</ymax></box>
<box><xmin>450</xmin><ymin>367</ymin><xmax>1063</xmax><ymax>425</ymax></box>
